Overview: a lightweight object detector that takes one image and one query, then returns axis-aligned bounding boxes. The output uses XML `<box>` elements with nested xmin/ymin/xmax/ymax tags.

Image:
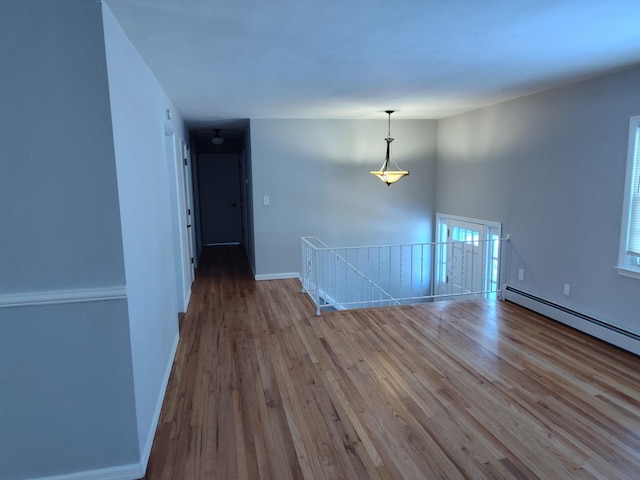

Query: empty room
<box><xmin>1</xmin><ymin>1</ymin><xmax>640</xmax><ymax>479</ymax></box>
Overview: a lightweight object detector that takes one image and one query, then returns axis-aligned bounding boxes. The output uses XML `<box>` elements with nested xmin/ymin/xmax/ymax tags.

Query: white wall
<box><xmin>250</xmin><ymin>119</ymin><xmax>437</xmax><ymax>277</ymax></box>
<box><xmin>0</xmin><ymin>0</ymin><xmax>125</xmax><ymax>293</ymax></box>
<box><xmin>0</xmin><ymin>1</ymin><xmax>138</xmax><ymax>478</ymax></box>
<box><xmin>102</xmin><ymin>2</ymin><xmax>187</xmax><ymax>471</ymax></box>
<box><xmin>437</xmin><ymin>66</ymin><xmax>640</xmax><ymax>337</ymax></box>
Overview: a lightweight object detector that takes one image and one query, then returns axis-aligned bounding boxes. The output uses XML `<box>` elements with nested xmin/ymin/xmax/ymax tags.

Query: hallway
<box><xmin>142</xmin><ymin>246</ymin><xmax>640</xmax><ymax>479</ymax></box>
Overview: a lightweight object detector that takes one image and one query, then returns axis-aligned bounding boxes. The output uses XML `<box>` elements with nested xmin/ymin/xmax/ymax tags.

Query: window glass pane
<box><xmin>626</xmin><ymin>124</ymin><xmax>640</xmax><ymax>257</ymax></box>
<box><xmin>618</xmin><ymin>116</ymin><xmax>640</xmax><ymax>275</ymax></box>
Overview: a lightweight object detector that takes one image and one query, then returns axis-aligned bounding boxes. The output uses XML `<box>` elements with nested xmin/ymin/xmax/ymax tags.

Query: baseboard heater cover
<box><xmin>503</xmin><ymin>285</ymin><xmax>640</xmax><ymax>356</ymax></box>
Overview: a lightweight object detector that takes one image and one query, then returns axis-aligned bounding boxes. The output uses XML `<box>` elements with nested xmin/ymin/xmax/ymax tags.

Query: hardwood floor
<box><xmin>142</xmin><ymin>246</ymin><xmax>640</xmax><ymax>479</ymax></box>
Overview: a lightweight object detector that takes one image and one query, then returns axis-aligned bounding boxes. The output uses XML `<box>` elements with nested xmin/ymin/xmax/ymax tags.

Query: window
<box><xmin>617</xmin><ymin>116</ymin><xmax>640</xmax><ymax>279</ymax></box>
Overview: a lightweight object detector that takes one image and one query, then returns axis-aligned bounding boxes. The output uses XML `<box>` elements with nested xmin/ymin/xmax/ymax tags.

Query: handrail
<box><xmin>302</xmin><ymin>237</ymin><xmax>398</xmax><ymax>307</ymax></box>
<box><xmin>301</xmin><ymin>236</ymin><xmax>510</xmax><ymax>316</ymax></box>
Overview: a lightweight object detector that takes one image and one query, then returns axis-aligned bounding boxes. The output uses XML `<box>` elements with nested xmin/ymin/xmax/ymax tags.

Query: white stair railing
<box><xmin>300</xmin><ymin>236</ymin><xmax>510</xmax><ymax>316</ymax></box>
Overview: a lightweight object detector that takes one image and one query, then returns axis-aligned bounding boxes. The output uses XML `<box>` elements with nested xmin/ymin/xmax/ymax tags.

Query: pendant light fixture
<box><xmin>211</xmin><ymin>129</ymin><xmax>224</xmax><ymax>145</ymax></box>
<box><xmin>370</xmin><ymin>110</ymin><xmax>409</xmax><ymax>186</ymax></box>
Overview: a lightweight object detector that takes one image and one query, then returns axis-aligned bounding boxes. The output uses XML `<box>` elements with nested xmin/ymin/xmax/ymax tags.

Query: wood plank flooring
<box><xmin>142</xmin><ymin>246</ymin><xmax>640</xmax><ymax>479</ymax></box>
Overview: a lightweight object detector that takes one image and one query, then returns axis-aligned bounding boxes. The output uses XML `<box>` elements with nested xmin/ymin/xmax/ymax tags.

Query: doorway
<box><xmin>198</xmin><ymin>154</ymin><xmax>244</xmax><ymax>245</ymax></box>
<box><xmin>164</xmin><ymin>127</ymin><xmax>193</xmax><ymax>312</ymax></box>
<box><xmin>181</xmin><ymin>140</ymin><xmax>195</xmax><ymax>284</ymax></box>
<box><xmin>435</xmin><ymin>214</ymin><xmax>502</xmax><ymax>299</ymax></box>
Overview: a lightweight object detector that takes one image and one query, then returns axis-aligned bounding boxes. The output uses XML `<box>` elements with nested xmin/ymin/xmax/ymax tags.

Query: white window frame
<box><xmin>617</xmin><ymin>115</ymin><xmax>640</xmax><ymax>280</ymax></box>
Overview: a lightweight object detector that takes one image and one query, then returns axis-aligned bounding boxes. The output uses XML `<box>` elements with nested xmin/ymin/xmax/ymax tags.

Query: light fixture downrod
<box><xmin>370</xmin><ymin>110</ymin><xmax>409</xmax><ymax>186</ymax></box>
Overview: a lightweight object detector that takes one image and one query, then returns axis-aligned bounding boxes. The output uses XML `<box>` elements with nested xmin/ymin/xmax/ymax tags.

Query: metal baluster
<box><xmin>399</xmin><ymin>245</ymin><xmax>404</xmax><ymax>305</ymax></box>
<box><xmin>314</xmin><ymin>248</ymin><xmax>321</xmax><ymax>315</ymax></box>
<box><xmin>376</xmin><ymin>246</ymin><xmax>381</xmax><ymax>305</ymax></box>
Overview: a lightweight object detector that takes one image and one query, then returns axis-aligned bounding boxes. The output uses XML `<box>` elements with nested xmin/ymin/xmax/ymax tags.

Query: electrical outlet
<box><xmin>518</xmin><ymin>269</ymin><xmax>524</xmax><ymax>281</ymax></box>
<box><xmin>563</xmin><ymin>284</ymin><xmax>571</xmax><ymax>296</ymax></box>
<box><xmin>263</xmin><ymin>196</ymin><xmax>270</xmax><ymax>206</ymax></box>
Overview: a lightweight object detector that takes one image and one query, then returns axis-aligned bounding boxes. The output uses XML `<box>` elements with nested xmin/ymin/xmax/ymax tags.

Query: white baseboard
<box><xmin>139</xmin><ymin>330</ymin><xmax>180</xmax><ymax>473</ymax></box>
<box><xmin>254</xmin><ymin>272</ymin><xmax>299</xmax><ymax>281</ymax></box>
<box><xmin>31</xmin><ymin>462</ymin><xmax>143</xmax><ymax>480</ymax></box>
<box><xmin>503</xmin><ymin>285</ymin><xmax>640</xmax><ymax>356</ymax></box>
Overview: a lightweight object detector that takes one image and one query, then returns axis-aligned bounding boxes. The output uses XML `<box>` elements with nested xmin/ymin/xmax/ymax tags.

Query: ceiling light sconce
<box><xmin>370</xmin><ymin>110</ymin><xmax>409</xmax><ymax>186</ymax></box>
<box><xmin>211</xmin><ymin>129</ymin><xmax>224</xmax><ymax>145</ymax></box>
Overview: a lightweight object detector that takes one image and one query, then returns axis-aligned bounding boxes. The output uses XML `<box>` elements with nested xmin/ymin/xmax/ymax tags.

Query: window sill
<box><xmin>615</xmin><ymin>266</ymin><xmax>640</xmax><ymax>280</ymax></box>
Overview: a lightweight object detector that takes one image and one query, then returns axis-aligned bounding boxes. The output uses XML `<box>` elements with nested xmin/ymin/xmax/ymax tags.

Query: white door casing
<box><xmin>181</xmin><ymin>141</ymin><xmax>195</xmax><ymax>283</ymax></box>
<box><xmin>436</xmin><ymin>214</ymin><xmax>502</xmax><ymax>299</ymax></box>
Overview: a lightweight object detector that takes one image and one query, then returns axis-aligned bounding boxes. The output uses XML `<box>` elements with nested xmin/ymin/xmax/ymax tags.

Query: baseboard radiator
<box><xmin>503</xmin><ymin>285</ymin><xmax>640</xmax><ymax>356</ymax></box>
